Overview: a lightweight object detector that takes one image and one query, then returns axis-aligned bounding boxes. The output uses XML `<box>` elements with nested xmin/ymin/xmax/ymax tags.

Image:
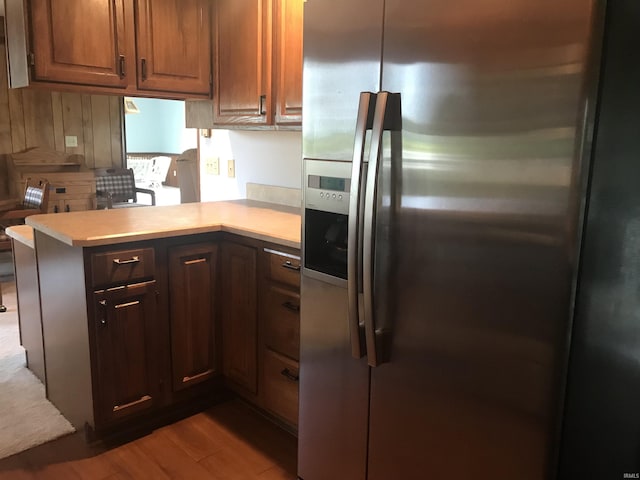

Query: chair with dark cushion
<box><xmin>95</xmin><ymin>167</ymin><xmax>156</xmax><ymax>209</ymax></box>
<box><xmin>0</xmin><ymin>179</ymin><xmax>50</xmax><ymax>312</ymax></box>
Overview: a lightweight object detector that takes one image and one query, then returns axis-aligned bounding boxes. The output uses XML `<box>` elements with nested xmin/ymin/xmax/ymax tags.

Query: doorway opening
<box><xmin>123</xmin><ymin>97</ymin><xmax>198</xmax><ymax>205</ymax></box>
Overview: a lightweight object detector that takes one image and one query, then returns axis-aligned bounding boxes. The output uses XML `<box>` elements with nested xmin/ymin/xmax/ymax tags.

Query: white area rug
<box><xmin>0</xmin><ymin>281</ymin><xmax>75</xmax><ymax>460</ymax></box>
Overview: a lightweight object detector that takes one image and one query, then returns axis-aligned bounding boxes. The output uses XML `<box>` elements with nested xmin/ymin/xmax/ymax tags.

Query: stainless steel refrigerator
<box><xmin>299</xmin><ymin>1</ymin><xmax>601</xmax><ymax>479</ymax></box>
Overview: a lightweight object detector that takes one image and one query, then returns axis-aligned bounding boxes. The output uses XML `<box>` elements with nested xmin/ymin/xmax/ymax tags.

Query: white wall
<box><xmin>200</xmin><ymin>130</ymin><xmax>302</xmax><ymax>202</ymax></box>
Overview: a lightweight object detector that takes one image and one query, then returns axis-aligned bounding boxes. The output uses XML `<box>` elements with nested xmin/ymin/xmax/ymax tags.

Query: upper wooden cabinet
<box><xmin>187</xmin><ymin>0</ymin><xmax>302</xmax><ymax>128</ymax></box>
<box><xmin>273</xmin><ymin>0</ymin><xmax>303</xmax><ymax>125</ymax></box>
<box><xmin>135</xmin><ymin>0</ymin><xmax>212</xmax><ymax>96</ymax></box>
<box><xmin>213</xmin><ymin>0</ymin><xmax>273</xmax><ymax>125</ymax></box>
<box><xmin>29</xmin><ymin>0</ymin><xmax>135</xmax><ymax>88</ymax></box>
<box><xmin>26</xmin><ymin>0</ymin><xmax>211</xmax><ymax>98</ymax></box>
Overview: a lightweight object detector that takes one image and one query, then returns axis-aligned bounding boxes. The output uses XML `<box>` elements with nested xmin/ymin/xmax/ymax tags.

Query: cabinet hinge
<box><xmin>27</xmin><ymin>52</ymin><xmax>35</xmax><ymax>67</ymax></box>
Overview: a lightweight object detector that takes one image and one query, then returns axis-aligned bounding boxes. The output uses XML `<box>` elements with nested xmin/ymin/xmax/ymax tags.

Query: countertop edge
<box><xmin>30</xmin><ymin>224</ymin><xmax>301</xmax><ymax>250</ymax></box>
<box><xmin>220</xmin><ymin>225</ymin><xmax>300</xmax><ymax>250</ymax></box>
<box><xmin>27</xmin><ymin>201</ymin><xmax>301</xmax><ymax>250</ymax></box>
<box><xmin>5</xmin><ymin>225</ymin><xmax>35</xmax><ymax>249</ymax></box>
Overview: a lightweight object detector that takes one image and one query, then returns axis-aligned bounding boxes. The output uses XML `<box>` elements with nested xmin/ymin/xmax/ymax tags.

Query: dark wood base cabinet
<box><xmin>221</xmin><ymin>241</ymin><xmax>258</xmax><ymax>395</ymax></box>
<box><xmin>258</xmin><ymin>245</ymin><xmax>301</xmax><ymax>430</ymax></box>
<box><xmin>34</xmin><ymin>230</ymin><xmax>300</xmax><ymax>439</ymax></box>
<box><xmin>92</xmin><ymin>281</ymin><xmax>160</xmax><ymax>427</ymax></box>
<box><xmin>219</xmin><ymin>235</ymin><xmax>301</xmax><ymax>432</ymax></box>
<box><xmin>169</xmin><ymin>243</ymin><xmax>219</xmax><ymax>392</ymax></box>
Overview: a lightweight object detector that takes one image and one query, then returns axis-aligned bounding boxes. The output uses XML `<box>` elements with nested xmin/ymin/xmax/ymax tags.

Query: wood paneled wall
<box><xmin>0</xmin><ymin>38</ymin><xmax>124</xmax><ymax>199</ymax></box>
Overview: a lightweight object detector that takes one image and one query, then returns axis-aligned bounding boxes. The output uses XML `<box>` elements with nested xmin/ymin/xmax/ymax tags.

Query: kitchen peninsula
<box><xmin>25</xmin><ymin>201</ymin><xmax>301</xmax><ymax>439</ymax></box>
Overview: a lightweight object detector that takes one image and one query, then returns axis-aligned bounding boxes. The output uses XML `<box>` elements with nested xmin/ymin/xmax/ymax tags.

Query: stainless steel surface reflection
<box><xmin>300</xmin><ymin>0</ymin><xmax>600</xmax><ymax>478</ymax></box>
<box><xmin>298</xmin><ymin>275</ymin><xmax>369</xmax><ymax>480</ymax></box>
<box><xmin>302</xmin><ymin>0</ymin><xmax>383</xmax><ymax>161</ymax></box>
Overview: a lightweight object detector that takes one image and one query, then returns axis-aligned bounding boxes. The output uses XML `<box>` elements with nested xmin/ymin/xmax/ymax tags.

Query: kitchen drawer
<box><xmin>265</xmin><ymin>248</ymin><xmax>300</xmax><ymax>288</ymax></box>
<box><xmin>264</xmin><ymin>284</ymin><xmax>300</xmax><ymax>360</ymax></box>
<box><xmin>91</xmin><ymin>248</ymin><xmax>155</xmax><ymax>287</ymax></box>
<box><xmin>263</xmin><ymin>348</ymin><xmax>299</xmax><ymax>427</ymax></box>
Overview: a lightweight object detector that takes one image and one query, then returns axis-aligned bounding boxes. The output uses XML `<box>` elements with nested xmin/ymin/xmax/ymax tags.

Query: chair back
<box><xmin>95</xmin><ymin>168</ymin><xmax>138</xmax><ymax>204</ymax></box>
<box><xmin>22</xmin><ymin>180</ymin><xmax>49</xmax><ymax>212</ymax></box>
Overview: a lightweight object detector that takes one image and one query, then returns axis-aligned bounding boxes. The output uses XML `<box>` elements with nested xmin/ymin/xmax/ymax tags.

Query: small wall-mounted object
<box><xmin>200</xmin><ymin>128</ymin><xmax>211</xmax><ymax>138</ymax></box>
<box><xmin>1</xmin><ymin>0</ymin><xmax>30</xmax><ymax>88</ymax></box>
<box><xmin>124</xmin><ymin>97</ymin><xmax>140</xmax><ymax>114</ymax></box>
<box><xmin>205</xmin><ymin>157</ymin><xmax>219</xmax><ymax>176</ymax></box>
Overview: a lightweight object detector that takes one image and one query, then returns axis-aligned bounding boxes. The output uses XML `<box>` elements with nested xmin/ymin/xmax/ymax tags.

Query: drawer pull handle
<box><xmin>113</xmin><ymin>395</ymin><xmax>151</xmax><ymax>413</ymax></box>
<box><xmin>113</xmin><ymin>256</ymin><xmax>140</xmax><ymax>265</ymax></box>
<box><xmin>282</xmin><ymin>301</ymin><xmax>300</xmax><ymax>312</ymax></box>
<box><xmin>280</xmin><ymin>368</ymin><xmax>299</xmax><ymax>382</ymax></box>
<box><xmin>281</xmin><ymin>260</ymin><xmax>300</xmax><ymax>272</ymax></box>
<box><xmin>182</xmin><ymin>369</ymin><xmax>213</xmax><ymax>383</ymax></box>
<box><xmin>115</xmin><ymin>300</ymin><xmax>140</xmax><ymax>309</ymax></box>
<box><xmin>184</xmin><ymin>258</ymin><xmax>207</xmax><ymax>265</ymax></box>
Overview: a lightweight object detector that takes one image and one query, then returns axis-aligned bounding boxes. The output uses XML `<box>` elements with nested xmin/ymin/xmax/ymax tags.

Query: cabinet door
<box><xmin>93</xmin><ymin>281</ymin><xmax>159</xmax><ymax>426</ymax></box>
<box><xmin>273</xmin><ymin>0</ymin><xmax>303</xmax><ymax>125</ymax></box>
<box><xmin>221</xmin><ymin>242</ymin><xmax>258</xmax><ymax>393</ymax></box>
<box><xmin>135</xmin><ymin>0</ymin><xmax>212</xmax><ymax>96</ymax></box>
<box><xmin>213</xmin><ymin>0</ymin><xmax>273</xmax><ymax>125</ymax></box>
<box><xmin>29</xmin><ymin>0</ymin><xmax>135</xmax><ymax>88</ymax></box>
<box><xmin>168</xmin><ymin>242</ymin><xmax>218</xmax><ymax>392</ymax></box>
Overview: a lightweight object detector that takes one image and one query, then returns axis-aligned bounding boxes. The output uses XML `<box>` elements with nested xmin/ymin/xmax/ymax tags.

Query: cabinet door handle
<box><xmin>113</xmin><ymin>395</ymin><xmax>152</xmax><ymax>413</ymax></box>
<box><xmin>98</xmin><ymin>299</ymin><xmax>107</xmax><ymax>325</ymax></box>
<box><xmin>119</xmin><ymin>55</ymin><xmax>126</xmax><ymax>79</ymax></box>
<box><xmin>282</xmin><ymin>301</ymin><xmax>300</xmax><ymax>312</ymax></box>
<box><xmin>184</xmin><ymin>258</ymin><xmax>207</xmax><ymax>265</ymax></box>
<box><xmin>182</xmin><ymin>369</ymin><xmax>213</xmax><ymax>384</ymax></box>
<box><xmin>259</xmin><ymin>94</ymin><xmax>266</xmax><ymax>115</ymax></box>
<box><xmin>112</xmin><ymin>256</ymin><xmax>140</xmax><ymax>265</ymax></box>
<box><xmin>115</xmin><ymin>300</ymin><xmax>140</xmax><ymax>309</ymax></box>
<box><xmin>141</xmin><ymin>58</ymin><xmax>148</xmax><ymax>80</ymax></box>
<box><xmin>281</xmin><ymin>260</ymin><xmax>300</xmax><ymax>272</ymax></box>
<box><xmin>280</xmin><ymin>368</ymin><xmax>299</xmax><ymax>382</ymax></box>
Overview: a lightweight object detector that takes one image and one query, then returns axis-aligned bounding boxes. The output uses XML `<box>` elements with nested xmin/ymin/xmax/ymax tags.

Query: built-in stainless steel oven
<box><xmin>302</xmin><ymin>159</ymin><xmax>353</xmax><ymax>285</ymax></box>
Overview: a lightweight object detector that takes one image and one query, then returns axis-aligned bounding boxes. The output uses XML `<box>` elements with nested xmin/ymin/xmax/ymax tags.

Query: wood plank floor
<box><xmin>0</xmin><ymin>401</ymin><xmax>297</xmax><ymax>479</ymax></box>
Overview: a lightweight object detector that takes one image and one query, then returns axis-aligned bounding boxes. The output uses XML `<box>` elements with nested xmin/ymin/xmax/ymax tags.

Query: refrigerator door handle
<box><xmin>348</xmin><ymin>92</ymin><xmax>377</xmax><ymax>359</ymax></box>
<box><xmin>363</xmin><ymin>91</ymin><xmax>402</xmax><ymax>367</ymax></box>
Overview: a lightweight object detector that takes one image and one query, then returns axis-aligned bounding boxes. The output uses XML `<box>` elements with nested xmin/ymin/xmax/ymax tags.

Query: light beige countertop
<box><xmin>26</xmin><ymin>200</ymin><xmax>301</xmax><ymax>249</ymax></box>
<box><xmin>5</xmin><ymin>225</ymin><xmax>35</xmax><ymax>249</ymax></box>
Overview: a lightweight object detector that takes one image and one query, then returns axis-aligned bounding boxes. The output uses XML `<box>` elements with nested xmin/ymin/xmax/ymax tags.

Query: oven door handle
<box><xmin>347</xmin><ymin>91</ymin><xmax>377</xmax><ymax>359</ymax></box>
